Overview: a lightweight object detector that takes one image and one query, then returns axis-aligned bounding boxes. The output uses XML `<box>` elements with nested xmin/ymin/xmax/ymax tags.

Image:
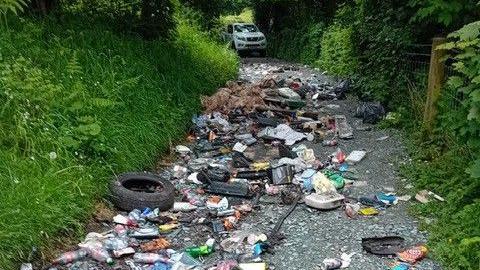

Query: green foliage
<box><xmin>438</xmin><ymin>21</ymin><xmax>480</xmax><ymax>178</ymax></box>
<box><xmin>300</xmin><ymin>23</ymin><xmax>324</xmax><ymax>64</ymax></box>
<box><xmin>219</xmin><ymin>7</ymin><xmax>253</xmax><ymax>25</ymax></box>
<box><xmin>408</xmin><ymin>0</ymin><xmax>479</xmax><ymax>29</ymax></box>
<box><xmin>0</xmin><ymin>13</ymin><xmax>237</xmax><ymax>269</ymax></box>
<box><xmin>400</xmin><ymin>21</ymin><xmax>480</xmax><ymax>270</ymax></box>
<box><xmin>0</xmin><ymin>0</ymin><xmax>26</xmax><ymax>28</ymax></box>
<box><xmin>318</xmin><ymin>24</ymin><xmax>357</xmax><ymax>76</ymax></box>
<box><xmin>64</xmin><ymin>0</ymin><xmax>177</xmax><ymax>39</ymax></box>
<box><xmin>401</xmin><ymin>140</ymin><xmax>480</xmax><ymax>269</ymax></box>
<box><xmin>267</xmin><ymin>22</ymin><xmax>325</xmax><ymax>64</ymax></box>
<box><xmin>139</xmin><ymin>0</ymin><xmax>177</xmax><ymax>39</ymax></box>
<box><xmin>350</xmin><ymin>0</ymin><xmax>413</xmax><ymax>107</ymax></box>
<box><xmin>180</xmin><ymin>0</ymin><xmax>225</xmax><ymax>29</ymax></box>
<box><xmin>0</xmin><ymin>0</ymin><xmax>26</xmax><ymax>15</ymax></box>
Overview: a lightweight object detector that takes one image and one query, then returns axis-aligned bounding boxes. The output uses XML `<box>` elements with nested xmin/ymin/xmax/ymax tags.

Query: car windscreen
<box><xmin>234</xmin><ymin>24</ymin><xmax>258</xmax><ymax>33</ymax></box>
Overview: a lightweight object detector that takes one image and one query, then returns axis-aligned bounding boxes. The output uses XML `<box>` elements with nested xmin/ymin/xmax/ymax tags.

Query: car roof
<box><xmin>232</xmin><ymin>23</ymin><xmax>256</xmax><ymax>26</ymax></box>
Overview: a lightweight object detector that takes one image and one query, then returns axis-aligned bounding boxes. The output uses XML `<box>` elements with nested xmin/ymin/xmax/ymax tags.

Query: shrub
<box><xmin>63</xmin><ymin>0</ymin><xmax>177</xmax><ymax>39</ymax></box>
<box><xmin>400</xmin><ymin>21</ymin><xmax>480</xmax><ymax>270</ymax></box>
<box><xmin>318</xmin><ymin>24</ymin><xmax>357</xmax><ymax>76</ymax></box>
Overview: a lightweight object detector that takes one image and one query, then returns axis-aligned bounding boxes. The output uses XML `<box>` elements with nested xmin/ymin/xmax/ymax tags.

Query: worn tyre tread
<box><xmin>109</xmin><ymin>172</ymin><xmax>175</xmax><ymax>211</ymax></box>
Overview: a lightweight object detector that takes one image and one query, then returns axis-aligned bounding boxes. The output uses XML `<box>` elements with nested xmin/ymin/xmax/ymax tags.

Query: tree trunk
<box><xmin>34</xmin><ymin>0</ymin><xmax>57</xmax><ymax>15</ymax></box>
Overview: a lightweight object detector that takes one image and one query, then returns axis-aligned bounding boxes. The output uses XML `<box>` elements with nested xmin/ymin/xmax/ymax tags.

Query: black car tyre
<box><xmin>109</xmin><ymin>172</ymin><xmax>175</xmax><ymax>211</ymax></box>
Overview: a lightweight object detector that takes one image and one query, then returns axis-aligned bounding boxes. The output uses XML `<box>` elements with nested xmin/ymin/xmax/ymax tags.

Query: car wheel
<box><xmin>109</xmin><ymin>172</ymin><xmax>175</xmax><ymax>211</ymax></box>
<box><xmin>259</xmin><ymin>49</ymin><xmax>267</xmax><ymax>57</ymax></box>
<box><xmin>237</xmin><ymin>50</ymin><xmax>246</xmax><ymax>57</ymax></box>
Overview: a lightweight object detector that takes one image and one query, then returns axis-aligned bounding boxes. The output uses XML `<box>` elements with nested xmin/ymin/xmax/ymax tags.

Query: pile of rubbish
<box><xmin>38</xmin><ymin>63</ymin><xmax>437</xmax><ymax>270</ymax></box>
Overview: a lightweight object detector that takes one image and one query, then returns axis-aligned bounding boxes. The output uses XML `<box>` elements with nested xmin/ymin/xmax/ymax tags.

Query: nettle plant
<box><xmin>439</xmin><ymin>21</ymin><xmax>480</xmax><ymax>177</ymax></box>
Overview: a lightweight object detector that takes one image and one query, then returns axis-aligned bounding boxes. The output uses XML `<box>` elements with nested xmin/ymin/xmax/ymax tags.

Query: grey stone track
<box><xmin>235</xmin><ymin>58</ymin><xmax>442</xmax><ymax>270</ymax></box>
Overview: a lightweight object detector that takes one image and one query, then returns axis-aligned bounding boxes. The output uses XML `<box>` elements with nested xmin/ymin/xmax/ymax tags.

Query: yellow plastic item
<box><xmin>252</xmin><ymin>162</ymin><xmax>269</xmax><ymax>171</ymax></box>
<box><xmin>312</xmin><ymin>172</ymin><xmax>336</xmax><ymax>194</ymax></box>
<box><xmin>359</xmin><ymin>207</ymin><xmax>379</xmax><ymax>216</ymax></box>
<box><xmin>220</xmin><ymin>147</ymin><xmax>231</xmax><ymax>154</ymax></box>
<box><xmin>159</xmin><ymin>223</ymin><xmax>180</xmax><ymax>232</ymax></box>
<box><xmin>238</xmin><ymin>262</ymin><xmax>267</xmax><ymax>270</ymax></box>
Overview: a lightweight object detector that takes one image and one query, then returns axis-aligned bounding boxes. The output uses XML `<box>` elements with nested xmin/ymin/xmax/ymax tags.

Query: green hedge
<box><xmin>318</xmin><ymin>24</ymin><xmax>357</xmax><ymax>76</ymax></box>
<box><xmin>0</xmin><ymin>16</ymin><xmax>238</xmax><ymax>269</ymax></box>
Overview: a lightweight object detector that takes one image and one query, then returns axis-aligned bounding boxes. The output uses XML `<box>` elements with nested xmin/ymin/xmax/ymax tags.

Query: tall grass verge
<box><xmin>0</xmin><ymin>15</ymin><xmax>238</xmax><ymax>269</ymax></box>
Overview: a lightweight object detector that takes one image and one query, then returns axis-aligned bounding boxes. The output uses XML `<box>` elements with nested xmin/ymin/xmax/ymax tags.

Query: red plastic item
<box><xmin>335</xmin><ymin>148</ymin><xmax>346</xmax><ymax>163</ymax></box>
<box><xmin>397</xmin><ymin>245</ymin><xmax>428</xmax><ymax>264</ymax></box>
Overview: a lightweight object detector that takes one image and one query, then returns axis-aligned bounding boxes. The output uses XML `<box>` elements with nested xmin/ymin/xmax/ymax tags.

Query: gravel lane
<box><xmin>236</xmin><ymin>58</ymin><xmax>442</xmax><ymax>270</ymax></box>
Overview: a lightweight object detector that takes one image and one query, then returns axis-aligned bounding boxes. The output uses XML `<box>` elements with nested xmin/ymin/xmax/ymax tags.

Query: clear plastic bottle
<box><xmin>133</xmin><ymin>253</ymin><xmax>168</xmax><ymax>264</ymax></box>
<box><xmin>87</xmin><ymin>247</ymin><xmax>114</xmax><ymax>265</ymax></box>
<box><xmin>52</xmin><ymin>249</ymin><xmax>88</xmax><ymax>265</ymax></box>
<box><xmin>104</xmin><ymin>237</ymin><xmax>129</xmax><ymax>251</ymax></box>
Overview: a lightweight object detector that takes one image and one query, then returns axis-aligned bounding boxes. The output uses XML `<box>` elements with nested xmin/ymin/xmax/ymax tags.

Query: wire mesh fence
<box><xmin>402</xmin><ymin>43</ymin><xmax>463</xmax><ymax>113</ymax></box>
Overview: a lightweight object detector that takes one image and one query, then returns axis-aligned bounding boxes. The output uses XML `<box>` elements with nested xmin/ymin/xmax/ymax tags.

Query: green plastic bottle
<box><xmin>324</xmin><ymin>170</ymin><xmax>345</xmax><ymax>189</ymax></box>
<box><xmin>185</xmin><ymin>245</ymin><xmax>213</xmax><ymax>258</ymax></box>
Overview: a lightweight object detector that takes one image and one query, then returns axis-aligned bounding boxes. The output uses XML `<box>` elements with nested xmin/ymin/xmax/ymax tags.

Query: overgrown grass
<box><xmin>0</xmin><ymin>15</ymin><xmax>238</xmax><ymax>269</ymax></box>
<box><xmin>400</xmin><ymin>134</ymin><xmax>480</xmax><ymax>269</ymax></box>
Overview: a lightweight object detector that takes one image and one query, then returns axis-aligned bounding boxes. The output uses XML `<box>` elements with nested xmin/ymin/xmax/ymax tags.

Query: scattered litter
<box><xmin>362</xmin><ymin>236</ymin><xmax>405</xmax><ymax>255</ymax></box>
<box><xmin>355</xmin><ymin>102</ymin><xmax>385</xmax><ymax>124</ymax></box>
<box><xmin>278</xmin><ymin>87</ymin><xmax>301</xmax><ymax>99</ymax></box>
<box><xmin>326</xmin><ymin>104</ymin><xmax>340</xmax><ymax>110</ymax></box>
<box><xmin>390</xmin><ymin>262</ymin><xmax>410</xmax><ymax>270</ymax></box>
<box><xmin>322</xmin><ymin>252</ymin><xmax>355</xmax><ymax>269</ymax></box>
<box><xmin>50</xmin><ymin>62</ymin><xmax>414</xmax><ymax>270</ymax></box>
<box><xmin>258</xmin><ymin>124</ymin><xmax>307</xmax><ymax>145</ymax></box>
<box><xmin>345</xmin><ymin>150</ymin><xmax>366</xmax><ymax>164</ymax></box>
<box><xmin>376</xmin><ymin>135</ymin><xmax>389</xmax><ymax>141</ymax></box>
<box><xmin>175</xmin><ymin>145</ymin><xmax>191</xmax><ymax>154</ymax></box>
<box><xmin>233</xmin><ymin>142</ymin><xmax>248</xmax><ymax>152</ymax></box>
<box><xmin>398</xmin><ymin>245</ymin><xmax>428</xmax><ymax>264</ymax></box>
<box><xmin>173</xmin><ymin>202</ymin><xmax>198</xmax><ymax>212</ymax></box>
<box><xmin>335</xmin><ymin>115</ymin><xmax>353</xmax><ymax>139</ymax></box>
<box><xmin>397</xmin><ymin>195</ymin><xmax>412</xmax><ymax>201</ymax></box>
<box><xmin>345</xmin><ymin>202</ymin><xmax>361</xmax><ymax>218</ymax></box>
<box><xmin>238</xmin><ymin>262</ymin><xmax>267</xmax><ymax>270</ymax></box>
<box><xmin>358</xmin><ymin>207</ymin><xmax>379</xmax><ymax>216</ymax></box>
<box><xmin>305</xmin><ymin>192</ymin><xmax>345</xmax><ymax>210</ymax></box>
<box><xmin>140</xmin><ymin>238</ymin><xmax>170</xmax><ymax>252</ymax></box>
<box><xmin>20</xmin><ymin>263</ymin><xmax>33</xmax><ymax>270</ymax></box>
<box><xmin>376</xmin><ymin>192</ymin><xmax>398</xmax><ymax>205</ymax></box>
<box><xmin>415</xmin><ymin>190</ymin><xmax>445</xmax><ymax>203</ymax></box>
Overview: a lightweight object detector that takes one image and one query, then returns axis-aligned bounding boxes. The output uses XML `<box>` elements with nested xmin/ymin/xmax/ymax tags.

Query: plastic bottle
<box><xmin>181</xmin><ymin>188</ymin><xmax>205</xmax><ymax>206</ymax></box>
<box><xmin>113</xmin><ymin>247</ymin><xmax>135</xmax><ymax>258</ymax></box>
<box><xmin>52</xmin><ymin>249</ymin><xmax>88</xmax><ymax>265</ymax></box>
<box><xmin>104</xmin><ymin>237</ymin><xmax>129</xmax><ymax>251</ymax></box>
<box><xmin>323</xmin><ymin>258</ymin><xmax>342</xmax><ymax>270</ymax></box>
<box><xmin>324</xmin><ymin>170</ymin><xmax>345</xmax><ymax>189</ymax></box>
<box><xmin>334</xmin><ymin>148</ymin><xmax>346</xmax><ymax>163</ymax></box>
<box><xmin>185</xmin><ymin>245</ymin><xmax>213</xmax><ymax>258</ymax></box>
<box><xmin>133</xmin><ymin>253</ymin><xmax>168</xmax><ymax>264</ymax></box>
<box><xmin>152</xmin><ymin>261</ymin><xmax>171</xmax><ymax>270</ymax></box>
<box><xmin>87</xmin><ymin>248</ymin><xmax>114</xmax><ymax>265</ymax></box>
<box><xmin>322</xmin><ymin>139</ymin><xmax>337</xmax><ymax>146</ymax></box>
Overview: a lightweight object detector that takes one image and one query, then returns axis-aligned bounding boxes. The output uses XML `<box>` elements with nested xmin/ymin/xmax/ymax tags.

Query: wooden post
<box><xmin>423</xmin><ymin>37</ymin><xmax>446</xmax><ymax>134</ymax></box>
